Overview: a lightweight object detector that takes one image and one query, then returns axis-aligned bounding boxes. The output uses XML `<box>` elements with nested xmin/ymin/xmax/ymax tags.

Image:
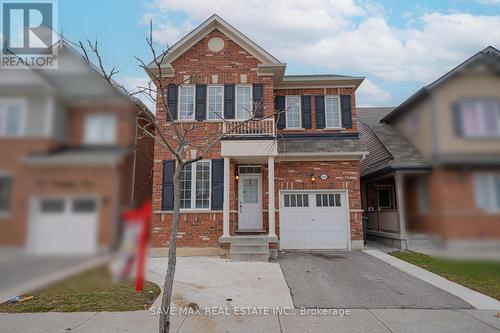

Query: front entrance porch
<box><xmin>361</xmin><ymin>170</ymin><xmax>429</xmax><ymax>250</ymax></box>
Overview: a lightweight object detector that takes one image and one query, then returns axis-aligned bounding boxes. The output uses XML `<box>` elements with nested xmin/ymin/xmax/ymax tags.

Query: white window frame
<box><xmin>206</xmin><ymin>85</ymin><xmax>224</xmax><ymax>121</ymax></box>
<box><xmin>324</xmin><ymin>95</ymin><xmax>342</xmax><ymax>129</ymax></box>
<box><xmin>474</xmin><ymin>173</ymin><xmax>500</xmax><ymax>213</ymax></box>
<box><xmin>285</xmin><ymin>95</ymin><xmax>301</xmax><ymax>129</ymax></box>
<box><xmin>235</xmin><ymin>84</ymin><xmax>253</xmax><ymax>120</ymax></box>
<box><xmin>460</xmin><ymin>99</ymin><xmax>500</xmax><ymax>138</ymax></box>
<box><xmin>178</xmin><ymin>85</ymin><xmax>196</xmax><ymax>121</ymax></box>
<box><xmin>0</xmin><ymin>98</ymin><xmax>27</xmax><ymax>137</ymax></box>
<box><xmin>0</xmin><ymin>172</ymin><xmax>13</xmax><ymax>217</ymax></box>
<box><xmin>179</xmin><ymin>160</ymin><xmax>212</xmax><ymax>211</ymax></box>
<box><xmin>83</xmin><ymin>113</ymin><xmax>117</xmax><ymax>145</ymax></box>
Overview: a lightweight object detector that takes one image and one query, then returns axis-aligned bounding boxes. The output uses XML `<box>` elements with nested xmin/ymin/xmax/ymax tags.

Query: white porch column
<box><xmin>222</xmin><ymin>157</ymin><xmax>230</xmax><ymax>238</ymax></box>
<box><xmin>395</xmin><ymin>172</ymin><xmax>408</xmax><ymax>249</ymax></box>
<box><xmin>268</xmin><ymin>156</ymin><xmax>277</xmax><ymax>238</ymax></box>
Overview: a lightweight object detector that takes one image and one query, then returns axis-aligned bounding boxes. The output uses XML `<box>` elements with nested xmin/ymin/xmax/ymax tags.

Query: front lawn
<box><xmin>0</xmin><ymin>264</ymin><xmax>160</xmax><ymax>313</ymax></box>
<box><xmin>390</xmin><ymin>252</ymin><xmax>500</xmax><ymax>301</ymax></box>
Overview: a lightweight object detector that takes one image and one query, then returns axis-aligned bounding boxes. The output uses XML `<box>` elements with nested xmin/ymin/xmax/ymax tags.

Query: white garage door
<box><xmin>29</xmin><ymin>197</ymin><xmax>99</xmax><ymax>255</ymax></box>
<box><xmin>280</xmin><ymin>191</ymin><xmax>349</xmax><ymax>250</ymax></box>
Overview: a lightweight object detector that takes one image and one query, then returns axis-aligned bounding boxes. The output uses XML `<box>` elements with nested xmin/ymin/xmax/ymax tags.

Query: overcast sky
<box><xmin>60</xmin><ymin>0</ymin><xmax>500</xmax><ymax>109</ymax></box>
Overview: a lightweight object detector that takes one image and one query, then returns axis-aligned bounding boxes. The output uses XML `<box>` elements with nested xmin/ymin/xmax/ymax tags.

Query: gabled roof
<box><xmin>358</xmin><ymin>107</ymin><xmax>431</xmax><ymax>177</ymax></box>
<box><xmin>382</xmin><ymin>46</ymin><xmax>500</xmax><ymax>123</ymax></box>
<box><xmin>148</xmin><ymin>14</ymin><xmax>283</xmax><ymax>70</ymax></box>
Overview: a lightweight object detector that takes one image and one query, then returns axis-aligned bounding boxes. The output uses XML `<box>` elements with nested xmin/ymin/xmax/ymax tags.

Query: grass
<box><xmin>0</xmin><ymin>264</ymin><xmax>160</xmax><ymax>313</ymax></box>
<box><xmin>390</xmin><ymin>251</ymin><xmax>500</xmax><ymax>301</ymax></box>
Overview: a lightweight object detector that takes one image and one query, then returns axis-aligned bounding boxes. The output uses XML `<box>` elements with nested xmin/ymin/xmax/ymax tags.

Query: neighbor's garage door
<box><xmin>279</xmin><ymin>191</ymin><xmax>348</xmax><ymax>250</ymax></box>
<box><xmin>29</xmin><ymin>197</ymin><xmax>99</xmax><ymax>255</ymax></box>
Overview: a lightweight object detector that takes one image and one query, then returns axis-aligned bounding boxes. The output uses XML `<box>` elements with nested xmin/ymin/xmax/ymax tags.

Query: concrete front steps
<box><xmin>229</xmin><ymin>236</ymin><xmax>270</xmax><ymax>262</ymax></box>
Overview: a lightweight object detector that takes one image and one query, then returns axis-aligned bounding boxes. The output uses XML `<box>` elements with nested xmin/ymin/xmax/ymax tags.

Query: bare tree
<box><xmin>74</xmin><ymin>21</ymin><xmax>286</xmax><ymax>333</ymax></box>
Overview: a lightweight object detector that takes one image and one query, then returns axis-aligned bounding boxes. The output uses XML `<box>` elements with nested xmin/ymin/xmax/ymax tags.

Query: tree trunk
<box><xmin>159</xmin><ymin>167</ymin><xmax>182</xmax><ymax>333</ymax></box>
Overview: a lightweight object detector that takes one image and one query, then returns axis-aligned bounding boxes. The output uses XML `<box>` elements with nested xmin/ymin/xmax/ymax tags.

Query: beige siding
<box><xmin>434</xmin><ymin>72</ymin><xmax>500</xmax><ymax>154</ymax></box>
<box><xmin>394</xmin><ymin>98</ymin><xmax>433</xmax><ymax>161</ymax></box>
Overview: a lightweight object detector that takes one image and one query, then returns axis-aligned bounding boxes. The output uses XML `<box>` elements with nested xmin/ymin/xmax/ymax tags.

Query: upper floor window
<box><xmin>180</xmin><ymin>160</ymin><xmax>211</xmax><ymax>209</ymax></box>
<box><xmin>325</xmin><ymin>96</ymin><xmax>341</xmax><ymax>128</ymax></box>
<box><xmin>460</xmin><ymin>100</ymin><xmax>500</xmax><ymax>138</ymax></box>
<box><xmin>207</xmin><ymin>85</ymin><xmax>223</xmax><ymax>120</ymax></box>
<box><xmin>0</xmin><ymin>174</ymin><xmax>12</xmax><ymax>215</ymax></box>
<box><xmin>84</xmin><ymin>114</ymin><xmax>117</xmax><ymax>145</ymax></box>
<box><xmin>285</xmin><ymin>96</ymin><xmax>301</xmax><ymax>129</ymax></box>
<box><xmin>179</xmin><ymin>85</ymin><xmax>195</xmax><ymax>120</ymax></box>
<box><xmin>0</xmin><ymin>99</ymin><xmax>26</xmax><ymax>137</ymax></box>
<box><xmin>236</xmin><ymin>85</ymin><xmax>252</xmax><ymax>119</ymax></box>
<box><xmin>474</xmin><ymin>173</ymin><xmax>500</xmax><ymax>213</ymax></box>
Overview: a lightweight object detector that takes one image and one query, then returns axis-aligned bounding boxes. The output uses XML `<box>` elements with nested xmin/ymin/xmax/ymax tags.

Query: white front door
<box><xmin>238</xmin><ymin>175</ymin><xmax>262</xmax><ymax>230</ymax></box>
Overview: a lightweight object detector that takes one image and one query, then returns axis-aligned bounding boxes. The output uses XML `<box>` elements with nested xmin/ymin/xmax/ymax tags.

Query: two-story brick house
<box><xmin>359</xmin><ymin>46</ymin><xmax>500</xmax><ymax>252</ymax></box>
<box><xmin>0</xmin><ymin>41</ymin><xmax>154</xmax><ymax>255</ymax></box>
<box><xmin>149</xmin><ymin>15</ymin><xmax>367</xmax><ymax>259</ymax></box>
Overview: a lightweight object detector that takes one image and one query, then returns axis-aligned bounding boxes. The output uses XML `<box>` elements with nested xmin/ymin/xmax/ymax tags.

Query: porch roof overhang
<box><xmin>24</xmin><ymin>146</ymin><xmax>130</xmax><ymax>167</ymax></box>
<box><xmin>360</xmin><ymin>165</ymin><xmax>432</xmax><ymax>182</ymax></box>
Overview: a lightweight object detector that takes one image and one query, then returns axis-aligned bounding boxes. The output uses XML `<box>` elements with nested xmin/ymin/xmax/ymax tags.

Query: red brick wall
<box><xmin>275</xmin><ymin>160</ymin><xmax>363</xmax><ymax>241</ymax></box>
<box><xmin>133</xmin><ymin>116</ymin><xmax>155</xmax><ymax>206</ymax></box>
<box><xmin>150</xmin><ymin>29</ymin><xmax>363</xmax><ymax>248</ymax></box>
<box><xmin>274</xmin><ymin>88</ymin><xmax>358</xmax><ymax>134</ymax></box>
<box><xmin>406</xmin><ymin>168</ymin><xmax>500</xmax><ymax>240</ymax></box>
<box><xmin>0</xmin><ymin>136</ymin><xmax>124</xmax><ymax>247</ymax></box>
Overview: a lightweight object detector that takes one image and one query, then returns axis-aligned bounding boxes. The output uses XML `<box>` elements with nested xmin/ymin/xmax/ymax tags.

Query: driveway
<box><xmin>278</xmin><ymin>251</ymin><xmax>473</xmax><ymax>309</ymax></box>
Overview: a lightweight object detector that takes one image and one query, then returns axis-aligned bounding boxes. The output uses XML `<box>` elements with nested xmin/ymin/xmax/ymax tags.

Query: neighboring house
<box><xmin>0</xmin><ymin>41</ymin><xmax>154</xmax><ymax>255</ymax></box>
<box><xmin>359</xmin><ymin>46</ymin><xmax>500</xmax><ymax>250</ymax></box>
<box><xmin>149</xmin><ymin>15</ymin><xmax>367</xmax><ymax>259</ymax></box>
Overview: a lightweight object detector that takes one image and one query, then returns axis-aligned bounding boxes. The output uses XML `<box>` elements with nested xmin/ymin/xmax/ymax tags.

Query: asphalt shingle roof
<box><xmin>357</xmin><ymin>107</ymin><xmax>431</xmax><ymax>177</ymax></box>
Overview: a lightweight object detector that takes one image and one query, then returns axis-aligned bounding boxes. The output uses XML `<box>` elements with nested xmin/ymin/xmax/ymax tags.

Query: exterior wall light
<box><xmin>310</xmin><ymin>173</ymin><xmax>316</xmax><ymax>182</ymax></box>
<box><xmin>235</xmin><ymin>173</ymin><xmax>239</xmax><ymax>180</ymax></box>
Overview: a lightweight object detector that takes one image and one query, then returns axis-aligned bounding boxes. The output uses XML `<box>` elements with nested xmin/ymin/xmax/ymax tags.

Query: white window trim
<box><xmin>0</xmin><ymin>98</ymin><xmax>27</xmax><ymax>137</ymax></box>
<box><xmin>324</xmin><ymin>95</ymin><xmax>342</xmax><ymax>129</ymax></box>
<box><xmin>178</xmin><ymin>85</ymin><xmax>196</xmax><ymax>121</ymax></box>
<box><xmin>474</xmin><ymin>173</ymin><xmax>500</xmax><ymax>214</ymax></box>
<box><xmin>235</xmin><ymin>84</ymin><xmax>253</xmax><ymax>120</ymax></box>
<box><xmin>83</xmin><ymin>113</ymin><xmax>117</xmax><ymax>145</ymax></box>
<box><xmin>377</xmin><ymin>185</ymin><xmax>394</xmax><ymax>210</ymax></box>
<box><xmin>179</xmin><ymin>160</ymin><xmax>212</xmax><ymax>211</ymax></box>
<box><xmin>206</xmin><ymin>85</ymin><xmax>224</xmax><ymax>121</ymax></box>
<box><xmin>285</xmin><ymin>95</ymin><xmax>301</xmax><ymax>129</ymax></box>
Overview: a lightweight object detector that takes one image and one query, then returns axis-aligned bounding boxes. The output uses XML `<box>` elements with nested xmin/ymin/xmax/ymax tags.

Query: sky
<box><xmin>58</xmin><ymin>0</ymin><xmax>500</xmax><ymax>109</ymax></box>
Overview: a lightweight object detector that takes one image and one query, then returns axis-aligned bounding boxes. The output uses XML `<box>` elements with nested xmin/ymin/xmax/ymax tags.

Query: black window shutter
<box><xmin>301</xmin><ymin>95</ymin><xmax>312</xmax><ymax>129</ymax></box>
<box><xmin>162</xmin><ymin>160</ymin><xmax>175</xmax><ymax>210</ymax></box>
<box><xmin>211</xmin><ymin>159</ymin><xmax>224</xmax><ymax>210</ymax></box>
<box><xmin>275</xmin><ymin>96</ymin><xmax>286</xmax><ymax>129</ymax></box>
<box><xmin>453</xmin><ymin>103</ymin><xmax>463</xmax><ymax>136</ymax></box>
<box><xmin>341</xmin><ymin>95</ymin><xmax>352</xmax><ymax>128</ymax></box>
<box><xmin>252</xmin><ymin>84</ymin><xmax>264</xmax><ymax>118</ymax></box>
<box><xmin>315</xmin><ymin>95</ymin><xmax>325</xmax><ymax>129</ymax></box>
<box><xmin>224</xmin><ymin>84</ymin><xmax>235</xmax><ymax>119</ymax></box>
<box><xmin>195</xmin><ymin>84</ymin><xmax>206</xmax><ymax>121</ymax></box>
<box><xmin>166</xmin><ymin>84</ymin><xmax>178</xmax><ymax>121</ymax></box>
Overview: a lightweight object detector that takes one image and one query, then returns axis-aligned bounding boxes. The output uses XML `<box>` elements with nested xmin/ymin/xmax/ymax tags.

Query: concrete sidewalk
<box><xmin>1</xmin><ymin>309</ymin><xmax>499</xmax><ymax>333</ymax></box>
